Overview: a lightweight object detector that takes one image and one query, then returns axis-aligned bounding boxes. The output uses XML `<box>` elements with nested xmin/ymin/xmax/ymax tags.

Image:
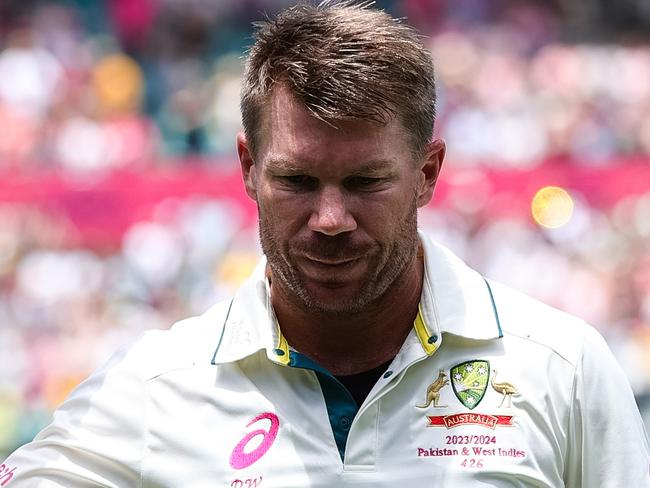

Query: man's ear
<box><xmin>237</xmin><ymin>132</ymin><xmax>258</xmax><ymax>201</ymax></box>
<box><xmin>416</xmin><ymin>138</ymin><xmax>445</xmax><ymax>208</ymax></box>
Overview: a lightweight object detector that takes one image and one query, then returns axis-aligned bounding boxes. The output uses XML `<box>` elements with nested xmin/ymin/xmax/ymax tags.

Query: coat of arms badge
<box><xmin>450</xmin><ymin>360</ymin><xmax>490</xmax><ymax>410</ymax></box>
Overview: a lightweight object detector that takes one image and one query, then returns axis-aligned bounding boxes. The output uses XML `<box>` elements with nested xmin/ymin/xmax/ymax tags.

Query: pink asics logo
<box><xmin>229</xmin><ymin>413</ymin><xmax>280</xmax><ymax>470</ymax></box>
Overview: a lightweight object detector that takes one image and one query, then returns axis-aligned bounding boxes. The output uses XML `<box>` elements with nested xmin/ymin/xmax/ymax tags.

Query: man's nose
<box><xmin>308</xmin><ymin>185</ymin><xmax>357</xmax><ymax>236</ymax></box>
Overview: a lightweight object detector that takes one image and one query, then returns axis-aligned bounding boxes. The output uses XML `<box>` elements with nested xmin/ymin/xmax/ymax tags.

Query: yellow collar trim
<box><xmin>413</xmin><ymin>304</ymin><xmax>439</xmax><ymax>355</ymax></box>
<box><xmin>273</xmin><ymin>321</ymin><xmax>291</xmax><ymax>365</ymax></box>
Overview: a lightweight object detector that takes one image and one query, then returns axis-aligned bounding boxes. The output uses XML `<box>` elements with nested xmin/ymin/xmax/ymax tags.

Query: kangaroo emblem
<box><xmin>416</xmin><ymin>370</ymin><xmax>449</xmax><ymax>408</ymax></box>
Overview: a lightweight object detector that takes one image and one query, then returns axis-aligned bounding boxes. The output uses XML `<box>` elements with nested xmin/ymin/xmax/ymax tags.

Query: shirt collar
<box><xmin>211</xmin><ymin>230</ymin><xmax>501</xmax><ymax>365</ymax></box>
<box><xmin>418</xmin><ymin>229</ymin><xmax>502</xmax><ymax>341</ymax></box>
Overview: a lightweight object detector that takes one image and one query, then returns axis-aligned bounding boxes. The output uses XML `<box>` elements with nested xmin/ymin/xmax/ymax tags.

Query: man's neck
<box><xmin>270</xmin><ymin>255</ymin><xmax>424</xmax><ymax>376</ymax></box>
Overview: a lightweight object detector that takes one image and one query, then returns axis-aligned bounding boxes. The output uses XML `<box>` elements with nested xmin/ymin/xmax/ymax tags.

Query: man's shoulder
<box><xmin>487</xmin><ymin>279</ymin><xmax>593</xmax><ymax>367</ymax></box>
<box><xmin>420</xmin><ymin>234</ymin><xmax>594</xmax><ymax>367</ymax></box>
<box><xmin>105</xmin><ymin>298</ymin><xmax>234</xmax><ymax>383</ymax></box>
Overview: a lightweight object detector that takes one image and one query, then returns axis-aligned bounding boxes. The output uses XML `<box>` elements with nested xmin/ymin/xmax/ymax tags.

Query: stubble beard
<box><xmin>258</xmin><ymin>197</ymin><xmax>419</xmax><ymax>316</ymax></box>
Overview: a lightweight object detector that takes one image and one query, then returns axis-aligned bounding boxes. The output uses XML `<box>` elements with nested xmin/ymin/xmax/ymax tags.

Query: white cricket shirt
<box><xmin>2</xmin><ymin>232</ymin><xmax>649</xmax><ymax>487</ymax></box>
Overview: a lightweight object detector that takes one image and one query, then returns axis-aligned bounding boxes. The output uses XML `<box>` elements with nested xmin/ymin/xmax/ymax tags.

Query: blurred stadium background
<box><xmin>0</xmin><ymin>0</ymin><xmax>649</xmax><ymax>458</ymax></box>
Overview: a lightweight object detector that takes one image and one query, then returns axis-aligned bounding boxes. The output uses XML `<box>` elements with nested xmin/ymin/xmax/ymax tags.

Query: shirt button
<box><xmin>383</xmin><ymin>370</ymin><xmax>393</xmax><ymax>379</ymax></box>
<box><xmin>339</xmin><ymin>416</ymin><xmax>351</xmax><ymax>430</ymax></box>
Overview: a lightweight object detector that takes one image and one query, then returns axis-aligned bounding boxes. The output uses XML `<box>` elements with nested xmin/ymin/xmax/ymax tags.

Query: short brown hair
<box><xmin>240</xmin><ymin>1</ymin><xmax>436</xmax><ymax>158</ymax></box>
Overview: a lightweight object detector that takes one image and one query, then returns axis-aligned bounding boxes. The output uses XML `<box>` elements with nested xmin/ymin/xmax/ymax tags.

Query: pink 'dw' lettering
<box><xmin>229</xmin><ymin>413</ymin><xmax>279</xmax><ymax>470</ymax></box>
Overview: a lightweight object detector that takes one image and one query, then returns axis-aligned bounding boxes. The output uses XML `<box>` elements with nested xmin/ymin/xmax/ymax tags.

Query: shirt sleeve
<box><xmin>0</xmin><ymin>339</ymin><xmax>147</xmax><ymax>487</ymax></box>
<box><xmin>564</xmin><ymin>324</ymin><xmax>650</xmax><ymax>487</ymax></box>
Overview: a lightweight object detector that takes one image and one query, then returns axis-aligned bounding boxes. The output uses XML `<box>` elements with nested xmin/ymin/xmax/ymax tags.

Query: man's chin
<box><xmin>297</xmin><ymin>280</ymin><xmax>376</xmax><ymax>315</ymax></box>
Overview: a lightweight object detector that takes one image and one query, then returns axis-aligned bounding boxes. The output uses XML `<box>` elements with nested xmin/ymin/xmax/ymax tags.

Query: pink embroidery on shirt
<box><xmin>0</xmin><ymin>464</ymin><xmax>16</xmax><ymax>486</ymax></box>
<box><xmin>229</xmin><ymin>412</ymin><xmax>280</xmax><ymax>470</ymax></box>
<box><xmin>230</xmin><ymin>476</ymin><xmax>263</xmax><ymax>487</ymax></box>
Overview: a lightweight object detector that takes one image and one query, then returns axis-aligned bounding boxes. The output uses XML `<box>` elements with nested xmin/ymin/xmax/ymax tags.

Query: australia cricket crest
<box><xmin>450</xmin><ymin>360</ymin><xmax>490</xmax><ymax>410</ymax></box>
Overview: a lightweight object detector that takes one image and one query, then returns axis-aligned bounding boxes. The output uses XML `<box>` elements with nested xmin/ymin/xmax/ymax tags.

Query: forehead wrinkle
<box><xmin>262</xmin><ymin>85</ymin><xmax>399</xmax><ymax>148</ymax></box>
<box><xmin>258</xmin><ymin>87</ymin><xmax>418</xmax><ymax>170</ymax></box>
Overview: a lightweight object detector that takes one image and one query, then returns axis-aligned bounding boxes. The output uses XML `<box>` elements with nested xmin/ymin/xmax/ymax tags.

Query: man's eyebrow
<box><xmin>264</xmin><ymin>157</ymin><xmax>398</xmax><ymax>174</ymax></box>
<box><xmin>264</xmin><ymin>157</ymin><xmax>302</xmax><ymax>171</ymax></box>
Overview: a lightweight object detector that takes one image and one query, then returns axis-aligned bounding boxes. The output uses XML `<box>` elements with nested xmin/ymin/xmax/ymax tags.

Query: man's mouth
<box><xmin>304</xmin><ymin>255</ymin><xmax>360</xmax><ymax>266</ymax></box>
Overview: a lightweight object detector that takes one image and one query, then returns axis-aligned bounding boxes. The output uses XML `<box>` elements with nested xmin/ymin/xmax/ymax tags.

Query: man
<box><xmin>2</xmin><ymin>2</ymin><xmax>649</xmax><ymax>487</ymax></box>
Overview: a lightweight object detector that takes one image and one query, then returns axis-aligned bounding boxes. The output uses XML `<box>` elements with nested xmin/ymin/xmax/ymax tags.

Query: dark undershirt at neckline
<box><xmin>335</xmin><ymin>359</ymin><xmax>394</xmax><ymax>407</ymax></box>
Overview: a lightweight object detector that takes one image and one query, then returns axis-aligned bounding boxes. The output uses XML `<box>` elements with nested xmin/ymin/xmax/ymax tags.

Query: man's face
<box><xmin>239</xmin><ymin>86</ymin><xmax>442</xmax><ymax>315</ymax></box>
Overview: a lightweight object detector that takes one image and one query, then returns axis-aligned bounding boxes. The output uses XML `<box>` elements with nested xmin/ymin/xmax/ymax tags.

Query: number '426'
<box><xmin>461</xmin><ymin>458</ymin><xmax>484</xmax><ymax>468</ymax></box>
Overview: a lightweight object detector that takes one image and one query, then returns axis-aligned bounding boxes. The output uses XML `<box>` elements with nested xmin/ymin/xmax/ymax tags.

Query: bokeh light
<box><xmin>531</xmin><ymin>186</ymin><xmax>575</xmax><ymax>228</ymax></box>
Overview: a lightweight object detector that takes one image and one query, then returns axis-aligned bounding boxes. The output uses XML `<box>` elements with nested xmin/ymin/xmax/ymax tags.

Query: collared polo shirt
<box><xmin>2</xmin><ymin>232</ymin><xmax>649</xmax><ymax>487</ymax></box>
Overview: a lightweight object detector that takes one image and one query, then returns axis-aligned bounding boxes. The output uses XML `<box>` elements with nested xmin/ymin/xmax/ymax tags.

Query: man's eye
<box><xmin>279</xmin><ymin>175</ymin><xmax>316</xmax><ymax>188</ymax></box>
<box><xmin>346</xmin><ymin>176</ymin><xmax>383</xmax><ymax>189</ymax></box>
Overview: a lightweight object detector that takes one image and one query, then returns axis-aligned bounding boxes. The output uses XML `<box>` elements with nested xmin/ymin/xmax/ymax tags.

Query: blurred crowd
<box><xmin>0</xmin><ymin>0</ymin><xmax>648</xmax><ymax>169</ymax></box>
<box><xmin>1</xmin><ymin>0</ymin><xmax>650</xmax><ymax>457</ymax></box>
